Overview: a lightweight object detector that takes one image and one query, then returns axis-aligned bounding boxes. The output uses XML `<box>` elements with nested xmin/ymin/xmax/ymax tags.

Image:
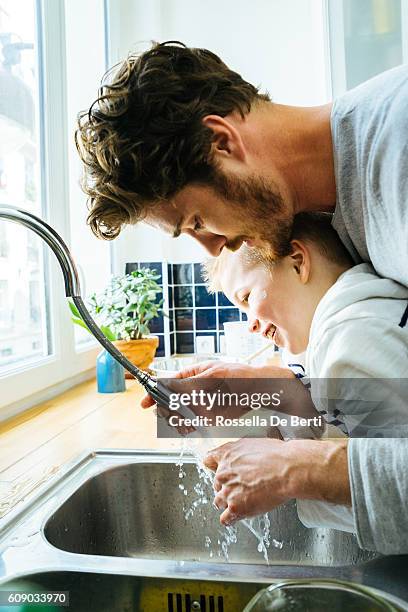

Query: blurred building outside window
<box><xmin>0</xmin><ymin>0</ymin><xmax>110</xmax><ymax>416</ymax></box>
<box><xmin>0</xmin><ymin>0</ymin><xmax>49</xmax><ymax>372</ymax></box>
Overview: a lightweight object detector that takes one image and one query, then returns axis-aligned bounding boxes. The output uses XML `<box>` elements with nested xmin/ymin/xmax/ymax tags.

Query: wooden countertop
<box><xmin>0</xmin><ymin>379</ymin><xmax>185</xmax><ymax>519</ymax></box>
<box><xmin>0</xmin><ymin>353</ymin><xmax>281</xmax><ymax>519</ymax></box>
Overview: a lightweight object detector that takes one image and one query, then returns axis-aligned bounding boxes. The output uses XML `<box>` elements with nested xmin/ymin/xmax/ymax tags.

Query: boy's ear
<box><xmin>202</xmin><ymin>115</ymin><xmax>246</xmax><ymax>162</ymax></box>
<box><xmin>289</xmin><ymin>240</ymin><xmax>310</xmax><ymax>283</ymax></box>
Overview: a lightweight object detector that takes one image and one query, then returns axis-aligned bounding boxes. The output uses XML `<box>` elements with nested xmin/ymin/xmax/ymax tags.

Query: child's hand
<box><xmin>140</xmin><ymin>360</ymin><xmax>221</xmax><ymax>409</ymax></box>
<box><xmin>140</xmin><ymin>361</ymin><xmax>294</xmax><ymax>409</ymax></box>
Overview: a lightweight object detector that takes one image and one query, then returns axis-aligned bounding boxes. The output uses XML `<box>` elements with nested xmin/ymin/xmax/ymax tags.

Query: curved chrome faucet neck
<box><xmin>0</xmin><ymin>204</ymin><xmax>162</xmax><ymax>393</ymax></box>
<box><xmin>0</xmin><ymin>204</ymin><xmax>81</xmax><ymax>297</ymax></box>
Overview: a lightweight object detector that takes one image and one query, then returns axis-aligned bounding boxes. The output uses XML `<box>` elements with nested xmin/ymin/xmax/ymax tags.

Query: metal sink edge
<box><xmin>0</xmin><ymin>449</ymin><xmax>407</xmax><ymax>607</ymax></box>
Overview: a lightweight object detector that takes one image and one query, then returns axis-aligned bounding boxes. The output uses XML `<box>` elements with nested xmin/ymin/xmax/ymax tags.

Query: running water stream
<box><xmin>175</xmin><ymin>439</ymin><xmax>283</xmax><ymax>563</ymax></box>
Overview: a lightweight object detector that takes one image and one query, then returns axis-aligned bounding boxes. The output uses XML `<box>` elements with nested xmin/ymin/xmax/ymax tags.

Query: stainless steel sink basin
<box><xmin>0</xmin><ymin>450</ymin><xmax>408</xmax><ymax>611</ymax></box>
<box><xmin>44</xmin><ymin>460</ymin><xmax>373</xmax><ymax>567</ymax></box>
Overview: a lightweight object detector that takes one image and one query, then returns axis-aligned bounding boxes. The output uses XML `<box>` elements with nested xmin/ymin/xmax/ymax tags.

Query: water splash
<box><xmin>177</xmin><ymin>439</ymin><xmax>283</xmax><ymax>562</ymax></box>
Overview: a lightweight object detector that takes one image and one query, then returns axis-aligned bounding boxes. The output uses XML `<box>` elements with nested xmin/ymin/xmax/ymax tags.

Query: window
<box><xmin>0</xmin><ymin>279</ymin><xmax>9</xmax><ymax>326</ymax></box>
<box><xmin>0</xmin><ymin>223</ymin><xmax>8</xmax><ymax>257</ymax></box>
<box><xmin>0</xmin><ymin>0</ymin><xmax>50</xmax><ymax>372</ymax></box>
<box><xmin>328</xmin><ymin>0</ymin><xmax>407</xmax><ymax>96</ymax></box>
<box><xmin>342</xmin><ymin>0</ymin><xmax>403</xmax><ymax>89</ymax></box>
<box><xmin>1</xmin><ymin>0</ymin><xmax>110</xmax><ymax>413</ymax></box>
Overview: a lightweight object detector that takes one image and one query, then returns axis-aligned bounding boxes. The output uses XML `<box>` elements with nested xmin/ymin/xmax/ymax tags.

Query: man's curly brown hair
<box><xmin>76</xmin><ymin>41</ymin><xmax>269</xmax><ymax>240</ymax></box>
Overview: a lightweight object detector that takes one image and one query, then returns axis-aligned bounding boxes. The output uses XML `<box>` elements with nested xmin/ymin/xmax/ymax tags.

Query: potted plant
<box><xmin>70</xmin><ymin>268</ymin><xmax>164</xmax><ymax>376</ymax></box>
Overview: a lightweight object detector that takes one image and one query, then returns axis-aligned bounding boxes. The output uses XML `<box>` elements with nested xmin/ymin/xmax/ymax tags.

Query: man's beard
<box><xmin>210</xmin><ymin>167</ymin><xmax>294</xmax><ymax>259</ymax></box>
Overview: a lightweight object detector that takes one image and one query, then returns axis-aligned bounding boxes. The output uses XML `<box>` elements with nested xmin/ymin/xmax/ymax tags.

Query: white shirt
<box><xmin>297</xmin><ymin>263</ymin><xmax>408</xmax><ymax>532</ymax></box>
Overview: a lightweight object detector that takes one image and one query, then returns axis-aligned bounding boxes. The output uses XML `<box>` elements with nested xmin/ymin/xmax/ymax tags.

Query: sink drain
<box><xmin>138</xmin><ymin>576</ymin><xmax>260</xmax><ymax>611</ymax></box>
<box><xmin>167</xmin><ymin>592</ymin><xmax>224</xmax><ymax>611</ymax></box>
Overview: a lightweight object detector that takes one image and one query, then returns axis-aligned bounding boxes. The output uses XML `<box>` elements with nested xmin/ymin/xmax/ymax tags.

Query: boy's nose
<box><xmin>248</xmin><ymin>318</ymin><xmax>260</xmax><ymax>333</ymax></box>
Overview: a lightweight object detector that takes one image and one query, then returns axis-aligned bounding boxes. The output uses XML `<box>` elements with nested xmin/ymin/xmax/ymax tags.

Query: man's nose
<box><xmin>192</xmin><ymin>232</ymin><xmax>227</xmax><ymax>256</ymax></box>
<box><xmin>248</xmin><ymin>318</ymin><xmax>260</xmax><ymax>333</ymax></box>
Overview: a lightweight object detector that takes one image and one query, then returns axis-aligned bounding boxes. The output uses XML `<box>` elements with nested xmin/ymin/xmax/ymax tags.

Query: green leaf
<box><xmin>100</xmin><ymin>325</ymin><xmax>117</xmax><ymax>341</ymax></box>
<box><xmin>68</xmin><ymin>301</ymin><xmax>81</xmax><ymax>318</ymax></box>
<box><xmin>71</xmin><ymin>316</ymin><xmax>91</xmax><ymax>333</ymax></box>
<box><xmin>75</xmin><ymin>266</ymin><xmax>164</xmax><ymax>340</ymax></box>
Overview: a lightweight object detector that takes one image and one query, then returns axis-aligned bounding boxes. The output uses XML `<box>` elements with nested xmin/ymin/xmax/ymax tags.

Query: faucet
<box><xmin>0</xmin><ymin>204</ymin><xmax>171</xmax><ymax>408</ymax></box>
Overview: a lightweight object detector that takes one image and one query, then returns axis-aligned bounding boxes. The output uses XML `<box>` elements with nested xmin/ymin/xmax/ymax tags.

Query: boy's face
<box><xmin>220</xmin><ymin>251</ymin><xmax>310</xmax><ymax>354</ymax></box>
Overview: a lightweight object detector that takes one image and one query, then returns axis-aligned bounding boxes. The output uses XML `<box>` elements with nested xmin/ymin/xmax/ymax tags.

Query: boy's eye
<box><xmin>241</xmin><ymin>293</ymin><xmax>250</xmax><ymax>304</ymax></box>
<box><xmin>193</xmin><ymin>217</ymin><xmax>203</xmax><ymax>231</ymax></box>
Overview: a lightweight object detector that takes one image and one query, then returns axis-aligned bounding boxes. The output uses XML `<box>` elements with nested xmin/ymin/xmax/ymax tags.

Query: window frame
<box><xmin>327</xmin><ymin>0</ymin><xmax>406</xmax><ymax>97</ymax></box>
<box><xmin>0</xmin><ymin>0</ymin><xmax>107</xmax><ymax>419</ymax></box>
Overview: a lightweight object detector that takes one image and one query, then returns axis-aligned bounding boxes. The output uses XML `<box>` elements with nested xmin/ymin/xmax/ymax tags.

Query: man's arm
<box><xmin>203</xmin><ymin>437</ymin><xmax>350</xmax><ymax>525</ymax></box>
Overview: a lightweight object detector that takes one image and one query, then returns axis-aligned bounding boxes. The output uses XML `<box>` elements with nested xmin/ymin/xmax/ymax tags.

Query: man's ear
<box><xmin>202</xmin><ymin>115</ymin><xmax>246</xmax><ymax>162</ymax></box>
<box><xmin>289</xmin><ymin>240</ymin><xmax>310</xmax><ymax>283</ymax></box>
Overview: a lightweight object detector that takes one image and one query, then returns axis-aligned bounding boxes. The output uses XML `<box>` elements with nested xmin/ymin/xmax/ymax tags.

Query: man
<box><xmin>76</xmin><ymin>41</ymin><xmax>408</xmax><ymax>554</ymax></box>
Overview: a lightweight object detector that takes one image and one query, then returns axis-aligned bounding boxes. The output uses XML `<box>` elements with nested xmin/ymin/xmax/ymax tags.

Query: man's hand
<box><xmin>204</xmin><ymin>438</ymin><xmax>351</xmax><ymax>525</ymax></box>
<box><xmin>140</xmin><ymin>360</ymin><xmax>293</xmax><ymax>409</ymax></box>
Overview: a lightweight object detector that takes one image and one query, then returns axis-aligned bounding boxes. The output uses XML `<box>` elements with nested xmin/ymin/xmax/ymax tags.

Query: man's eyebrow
<box><xmin>172</xmin><ymin>216</ymin><xmax>184</xmax><ymax>238</ymax></box>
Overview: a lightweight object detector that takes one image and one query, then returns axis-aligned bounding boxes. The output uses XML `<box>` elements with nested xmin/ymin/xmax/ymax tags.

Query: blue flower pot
<box><xmin>96</xmin><ymin>349</ymin><xmax>126</xmax><ymax>393</ymax></box>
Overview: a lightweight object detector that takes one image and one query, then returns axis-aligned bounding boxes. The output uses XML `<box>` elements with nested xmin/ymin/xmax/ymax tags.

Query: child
<box><xmin>203</xmin><ymin>212</ymin><xmax>408</xmax><ymax>531</ymax></box>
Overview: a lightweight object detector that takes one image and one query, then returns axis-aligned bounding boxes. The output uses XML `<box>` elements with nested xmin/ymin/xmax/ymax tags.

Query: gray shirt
<box><xmin>332</xmin><ymin>63</ymin><xmax>408</xmax><ymax>286</ymax></box>
<box><xmin>331</xmin><ymin>65</ymin><xmax>408</xmax><ymax>554</ymax></box>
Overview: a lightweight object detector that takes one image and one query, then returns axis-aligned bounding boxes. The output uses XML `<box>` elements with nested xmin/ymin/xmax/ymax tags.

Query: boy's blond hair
<box><xmin>202</xmin><ymin>245</ymin><xmax>263</xmax><ymax>293</ymax></box>
<box><xmin>202</xmin><ymin>212</ymin><xmax>353</xmax><ymax>293</ymax></box>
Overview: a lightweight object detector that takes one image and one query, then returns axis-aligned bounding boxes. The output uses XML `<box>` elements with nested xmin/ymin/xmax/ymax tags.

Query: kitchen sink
<box><xmin>44</xmin><ymin>460</ymin><xmax>373</xmax><ymax>566</ymax></box>
<box><xmin>1</xmin><ymin>450</ymin><xmax>408</xmax><ymax>611</ymax></box>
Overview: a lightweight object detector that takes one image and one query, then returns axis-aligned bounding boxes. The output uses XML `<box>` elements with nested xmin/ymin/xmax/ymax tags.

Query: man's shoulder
<box><xmin>330</xmin><ymin>65</ymin><xmax>408</xmax><ymax>280</ymax></box>
<box><xmin>331</xmin><ymin>65</ymin><xmax>408</xmax><ymax>154</ymax></box>
<box><xmin>332</xmin><ymin>64</ymin><xmax>408</xmax><ymax>123</ymax></box>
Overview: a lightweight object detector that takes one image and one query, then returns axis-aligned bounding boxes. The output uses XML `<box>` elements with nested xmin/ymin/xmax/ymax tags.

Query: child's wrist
<box><xmin>260</xmin><ymin>364</ymin><xmax>296</xmax><ymax>378</ymax></box>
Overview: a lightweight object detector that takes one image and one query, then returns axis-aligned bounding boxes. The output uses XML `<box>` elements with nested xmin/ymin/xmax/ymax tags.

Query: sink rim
<box><xmin>0</xmin><ymin>449</ymin><xmax>407</xmax><ymax>608</ymax></box>
<box><xmin>1</xmin><ymin>570</ymin><xmax>407</xmax><ymax>612</ymax></box>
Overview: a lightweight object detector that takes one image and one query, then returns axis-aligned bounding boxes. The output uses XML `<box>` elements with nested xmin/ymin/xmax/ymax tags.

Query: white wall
<box><xmin>107</xmin><ymin>0</ymin><xmax>331</xmax><ymax>270</ymax></box>
<box><xmin>159</xmin><ymin>0</ymin><xmax>329</xmax><ymax>106</ymax></box>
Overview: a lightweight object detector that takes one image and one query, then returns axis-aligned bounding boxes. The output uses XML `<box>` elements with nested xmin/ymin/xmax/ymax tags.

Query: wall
<box><xmin>106</xmin><ymin>0</ymin><xmax>331</xmax><ymax>272</ymax></box>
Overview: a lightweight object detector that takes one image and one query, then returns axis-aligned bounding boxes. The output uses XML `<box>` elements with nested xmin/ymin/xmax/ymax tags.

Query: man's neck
<box><xmin>258</xmin><ymin>102</ymin><xmax>337</xmax><ymax>213</ymax></box>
